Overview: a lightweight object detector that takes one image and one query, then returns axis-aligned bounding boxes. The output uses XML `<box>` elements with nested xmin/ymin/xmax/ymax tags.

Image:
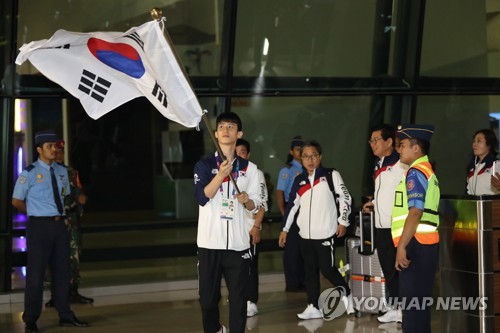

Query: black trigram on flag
<box><xmin>78</xmin><ymin>69</ymin><xmax>111</xmax><ymax>103</ymax></box>
<box><xmin>152</xmin><ymin>82</ymin><xmax>168</xmax><ymax>108</ymax></box>
<box><xmin>125</xmin><ymin>32</ymin><xmax>144</xmax><ymax>50</ymax></box>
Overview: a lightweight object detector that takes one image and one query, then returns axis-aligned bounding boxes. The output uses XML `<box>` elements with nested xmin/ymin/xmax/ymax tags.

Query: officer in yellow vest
<box><xmin>392</xmin><ymin>124</ymin><xmax>439</xmax><ymax>333</ymax></box>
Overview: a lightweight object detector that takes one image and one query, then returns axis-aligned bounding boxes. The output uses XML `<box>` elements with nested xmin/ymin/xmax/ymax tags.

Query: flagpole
<box><xmin>150</xmin><ymin>8</ymin><xmax>242</xmax><ymax>195</ymax></box>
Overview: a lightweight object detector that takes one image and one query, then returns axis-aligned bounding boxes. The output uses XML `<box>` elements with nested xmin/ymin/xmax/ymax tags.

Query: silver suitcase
<box><xmin>345</xmin><ymin>211</ymin><xmax>387</xmax><ymax>315</ymax></box>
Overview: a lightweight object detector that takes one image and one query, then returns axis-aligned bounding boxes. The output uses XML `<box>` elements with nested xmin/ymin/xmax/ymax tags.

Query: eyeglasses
<box><xmin>368</xmin><ymin>137</ymin><xmax>384</xmax><ymax>144</ymax></box>
<box><xmin>301</xmin><ymin>154</ymin><xmax>320</xmax><ymax>161</ymax></box>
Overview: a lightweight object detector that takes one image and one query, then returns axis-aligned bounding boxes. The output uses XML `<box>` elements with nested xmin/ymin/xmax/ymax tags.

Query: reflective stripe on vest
<box><xmin>391</xmin><ymin>156</ymin><xmax>440</xmax><ymax>246</ymax></box>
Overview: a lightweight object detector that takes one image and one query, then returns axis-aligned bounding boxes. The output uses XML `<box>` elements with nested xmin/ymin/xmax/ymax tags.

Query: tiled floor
<box><xmin>1</xmin><ymin>277</ymin><xmax>442</xmax><ymax>333</ymax></box>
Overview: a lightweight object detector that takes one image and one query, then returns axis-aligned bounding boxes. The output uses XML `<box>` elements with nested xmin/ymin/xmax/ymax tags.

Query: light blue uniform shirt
<box><xmin>277</xmin><ymin>159</ymin><xmax>303</xmax><ymax>202</ymax></box>
<box><xmin>13</xmin><ymin>159</ymin><xmax>70</xmax><ymax>216</ymax></box>
<box><xmin>406</xmin><ymin>168</ymin><xmax>428</xmax><ymax>211</ymax></box>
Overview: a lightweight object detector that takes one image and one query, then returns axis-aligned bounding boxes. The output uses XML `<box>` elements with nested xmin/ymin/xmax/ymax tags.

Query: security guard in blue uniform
<box><xmin>393</xmin><ymin>125</ymin><xmax>440</xmax><ymax>333</ymax></box>
<box><xmin>12</xmin><ymin>130</ymin><xmax>89</xmax><ymax>333</ymax></box>
<box><xmin>276</xmin><ymin>135</ymin><xmax>306</xmax><ymax>292</ymax></box>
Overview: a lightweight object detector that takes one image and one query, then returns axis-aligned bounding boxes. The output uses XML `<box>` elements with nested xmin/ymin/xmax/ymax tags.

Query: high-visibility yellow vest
<box><xmin>391</xmin><ymin>156</ymin><xmax>440</xmax><ymax>246</ymax></box>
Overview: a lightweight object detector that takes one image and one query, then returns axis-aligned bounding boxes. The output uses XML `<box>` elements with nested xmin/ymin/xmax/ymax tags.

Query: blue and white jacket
<box><xmin>194</xmin><ymin>152</ymin><xmax>262</xmax><ymax>251</ymax></box>
<box><xmin>282</xmin><ymin>166</ymin><xmax>351</xmax><ymax>240</ymax></box>
<box><xmin>466</xmin><ymin>154</ymin><xmax>500</xmax><ymax>195</ymax></box>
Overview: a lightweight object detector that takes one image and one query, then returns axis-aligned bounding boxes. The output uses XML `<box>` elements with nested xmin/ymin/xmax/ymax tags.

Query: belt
<box><xmin>30</xmin><ymin>216</ymin><xmax>66</xmax><ymax>221</ymax></box>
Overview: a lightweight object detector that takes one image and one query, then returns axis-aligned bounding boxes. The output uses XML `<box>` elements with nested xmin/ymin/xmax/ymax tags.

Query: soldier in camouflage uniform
<box><xmin>46</xmin><ymin>140</ymin><xmax>93</xmax><ymax>306</ymax></box>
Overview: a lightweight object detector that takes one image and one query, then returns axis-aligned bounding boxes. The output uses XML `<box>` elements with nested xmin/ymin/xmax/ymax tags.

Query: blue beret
<box><xmin>290</xmin><ymin>135</ymin><xmax>304</xmax><ymax>149</ymax></box>
<box><xmin>35</xmin><ymin>130</ymin><xmax>59</xmax><ymax>145</ymax></box>
<box><xmin>397</xmin><ymin>124</ymin><xmax>434</xmax><ymax>142</ymax></box>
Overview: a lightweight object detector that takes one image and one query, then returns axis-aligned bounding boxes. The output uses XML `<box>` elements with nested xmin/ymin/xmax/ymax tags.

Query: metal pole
<box><xmin>150</xmin><ymin>8</ymin><xmax>241</xmax><ymax>194</ymax></box>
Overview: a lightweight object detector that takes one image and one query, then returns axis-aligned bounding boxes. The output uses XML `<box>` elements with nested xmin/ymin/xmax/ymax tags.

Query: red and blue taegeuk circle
<box><xmin>87</xmin><ymin>38</ymin><xmax>145</xmax><ymax>79</ymax></box>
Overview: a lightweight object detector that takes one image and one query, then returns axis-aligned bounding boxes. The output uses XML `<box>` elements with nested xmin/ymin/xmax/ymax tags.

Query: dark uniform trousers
<box><xmin>375</xmin><ymin>227</ymin><xmax>399</xmax><ymax>301</ymax></box>
<box><xmin>198</xmin><ymin>248</ymin><xmax>251</xmax><ymax>333</ymax></box>
<box><xmin>299</xmin><ymin>237</ymin><xmax>350</xmax><ymax>308</ymax></box>
<box><xmin>400</xmin><ymin>237</ymin><xmax>439</xmax><ymax>333</ymax></box>
<box><xmin>23</xmin><ymin>217</ymin><xmax>74</xmax><ymax>323</ymax></box>
<box><xmin>283</xmin><ymin>222</ymin><xmax>305</xmax><ymax>289</ymax></box>
<box><xmin>248</xmin><ymin>239</ymin><xmax>259</xmax><ymax>304</ymax></box>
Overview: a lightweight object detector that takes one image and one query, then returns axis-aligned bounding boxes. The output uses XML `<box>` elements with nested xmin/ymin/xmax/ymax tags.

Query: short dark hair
<box><xmin>216</xmin><ymin>112</ymin><xmax>242</xmax><ymax>131</ymax></box>
<box><xmin>474</xmin><ymin>129</ymin><xmax>498</xmax><ymax>157</ymax></box>
<box><xmin>236</xmin><ymin>138</ymin><xmax>250</xmax><ymax>153</ymax></box>
<box><xmin>290</xmin><ymin>135</ymin><xmax>304</xmax><ymax>149</ymax></box>
<box><xmin>371</xmin><ymin>124</ymin><xmax>396</xmax><ymax>147</ymax></box>
<box><xmin>409</xmin><ymin>138</ymin><xmax>431</xmax><ymax>155</ymax></box>
<box><xmin>300</xmin><ymin>140</ymin><xmax>322</xmax><ymax>156</ymax></box>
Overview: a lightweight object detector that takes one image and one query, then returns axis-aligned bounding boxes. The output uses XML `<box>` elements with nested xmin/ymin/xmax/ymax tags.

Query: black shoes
<box><xmin>25</xmin><ymin>317</ymin><xmax>89</xmax><ymax>331</ymax></box>
<box><xmin>70</xmin><ymin>292</ymin><xmax>94</xmax><ymax>304</ymax></box>
<box><xmin>45</xmin><ymin>292</ymin><xmax>94</xmax><ymax>308</ymax></box>
<box><xmin>59</xmin><ymin>316</ymin><xmax>90</xmax><ymax>328</ymax></box>
<box><xmin>25</xmin><ymin>322</ymin><xmax>38</xmax><ymax>333</ymax></box>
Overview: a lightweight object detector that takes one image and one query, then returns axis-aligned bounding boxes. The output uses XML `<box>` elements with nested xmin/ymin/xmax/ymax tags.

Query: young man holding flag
<box><xmin>194</xmin><ymin>112</ymin><xmax>262</xmax><ymax>333</ymax></box>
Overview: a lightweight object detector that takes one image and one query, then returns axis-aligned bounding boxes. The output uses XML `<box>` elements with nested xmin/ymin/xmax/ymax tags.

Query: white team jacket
<box><xmin>282</xmin><ymin>167</ymin><xmax>351</xmax><ymax>240</ymax></box>
<box><xmin>194</xmin><ymin>154</ymin><xmax>262</xmax><ymax>251</ymax></box>
<box><xmin>373</xmin><ymin>156</ymin><xmax>408</xmax><ymax>229</ymax></box>
<box><xmin>467</xmin><ymin>157</ymin><xmax>500</xmax><ymax>195</ymax></box>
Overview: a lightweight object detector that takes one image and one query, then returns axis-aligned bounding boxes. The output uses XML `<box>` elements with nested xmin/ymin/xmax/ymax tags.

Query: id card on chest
<box><xmin>216</xmin><ymin>156</ymin><xmax>241</xmax><ymax>221</ymax></box>
<box><xmin>220</xmin><ymin>197</ymin><xmax>236</xmax><ymax>220</ymax></box>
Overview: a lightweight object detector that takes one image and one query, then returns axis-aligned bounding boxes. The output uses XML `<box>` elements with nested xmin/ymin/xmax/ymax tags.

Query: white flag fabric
<box><xmin>16</xmin><ymin>19</ymin><xmax>203</xmax><ymax>128</ymax></box>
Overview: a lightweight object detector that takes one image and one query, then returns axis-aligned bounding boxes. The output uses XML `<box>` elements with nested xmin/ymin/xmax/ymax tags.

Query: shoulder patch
<box><xmin>407</xmin><ymin>179</ymin><xmax>415</xmax><ymax>191</ymax></box>
<box><xmin>19</xmin><ymin>175</ymin><xmax>27</xmax><ymax>184</ymax></box>
<box><xmin>281</xmin><ymin>173</ymin><xmax>289</xmax><ymax>180</ymax></box>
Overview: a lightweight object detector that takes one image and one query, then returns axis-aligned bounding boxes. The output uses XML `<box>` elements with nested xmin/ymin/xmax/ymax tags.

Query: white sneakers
<box><xmin>341</xmin><ymin>294</ymin><xmax>355</xmax><ymax>315</ymax></box>
<box><xmin>297</xmin><ymin>294</ymin><xmax>354</xmax><ymax>321</ymax></box>
<box><xmin>247</xmin><ymin>301</ymin><xmax>259</xmax><ymax>317</ymax></box>
<box><xmin>297</xmin><ymin>304</ymin><xmax>323</xmax><ymax>320</ymax></box>
<box><xmin>377</xmin><ymin>309</ymin><xmax>402</xmax><ymax>323</ymax></box>
<box><xmin>216</xmin><ymin>324</ymin><xmax>227</xmax><ymax>333</ymax></box>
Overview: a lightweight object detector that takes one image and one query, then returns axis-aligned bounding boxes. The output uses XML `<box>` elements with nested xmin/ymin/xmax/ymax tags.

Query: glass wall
<box><xmin>232</xmin><ymin>0</ymin><xmax>413</xmax><ymax>93</ymax></box>
<box><xmin>8</xmin><ymin>96</ymin><xmax>219</xmax><ymax>220</ymax></box>
<box><xmin>15</xmin><ymin>0</ymin><xmax>227</xmax><ymax>93</ymax></box>
<box><xmin>421</xmin><ymin>0</ymin><xmax>500</xmax><ymax>78</ymax></box>
<box><xmin>415</xmin><ymin>95</ymin><xmax>495</xmax><ymax>195</ymax></box>
<box><xmin>234</xmin><ymin>0</ymin><xmax>378</xmax><ymax>78</ymax></box>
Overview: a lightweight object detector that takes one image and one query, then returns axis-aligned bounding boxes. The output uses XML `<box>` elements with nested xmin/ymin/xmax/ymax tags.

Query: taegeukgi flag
<box><xmin>15</xmin><ymin>19</ymin><xmax>203</xmax><ymax>128</ymax></box>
